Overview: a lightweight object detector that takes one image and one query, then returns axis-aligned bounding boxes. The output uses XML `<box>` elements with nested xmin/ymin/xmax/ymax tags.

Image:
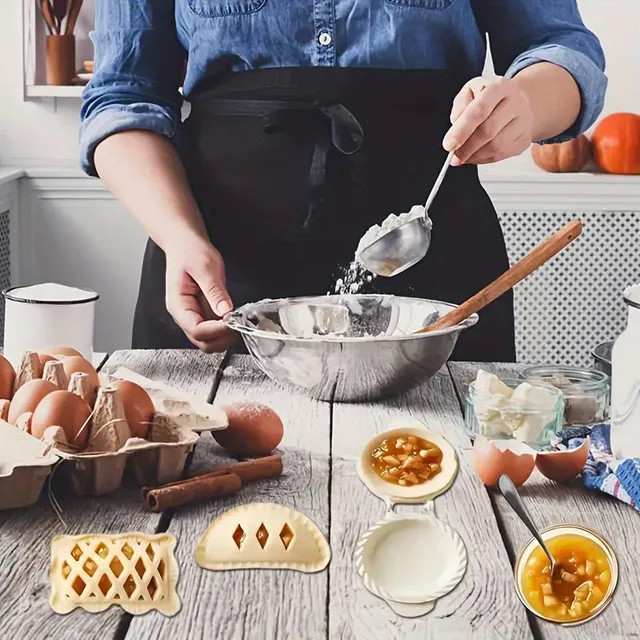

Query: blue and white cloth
<box><xmin>558</xmin><ymin>424</ymin><xmax>640</xmax><ymax>512</ymax></box>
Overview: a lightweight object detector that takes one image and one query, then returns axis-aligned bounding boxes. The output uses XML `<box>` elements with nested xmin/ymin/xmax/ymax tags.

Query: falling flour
<box><xmin>332</xmin><ymin>261</ymin><xmax>374</xmax><ymax>295</ymax></box>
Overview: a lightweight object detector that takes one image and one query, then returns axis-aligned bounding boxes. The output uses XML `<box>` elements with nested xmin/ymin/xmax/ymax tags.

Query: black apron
<box><xmin>132</xmin><ymin>68</ymin><xmax>516</xmax><ymax>362</ymax></box>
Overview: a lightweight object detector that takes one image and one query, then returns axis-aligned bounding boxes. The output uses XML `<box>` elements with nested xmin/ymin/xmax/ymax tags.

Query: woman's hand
<box><xmin>443</xmin><ymin>76</ymin><xmax>534</xmax><ymax>166</ymax></box>
<box><xmin>164</xmin><ymin>235</ymin><xmax>238</xmax><ymax>352</ymax></box>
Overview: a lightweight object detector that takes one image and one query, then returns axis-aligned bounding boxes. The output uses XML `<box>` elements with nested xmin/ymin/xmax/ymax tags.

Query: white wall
<box><xmin>0</xmin><ymin>0</ymin><xmax>638</xmax><ymax>351</ymax></box>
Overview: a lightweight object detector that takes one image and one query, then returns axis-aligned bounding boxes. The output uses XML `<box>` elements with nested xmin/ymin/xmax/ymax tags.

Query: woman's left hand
<box><xmin>443</xmin><ymin>76</ymin><xmax>534</xmax><ymax>166</ymax></box>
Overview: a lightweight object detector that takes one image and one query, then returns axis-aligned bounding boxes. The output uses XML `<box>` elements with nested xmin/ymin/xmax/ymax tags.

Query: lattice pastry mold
<box><xmin>49</xmin><ymin>533</ymin><xmax>180</xmax><ymax>616</ymax></box>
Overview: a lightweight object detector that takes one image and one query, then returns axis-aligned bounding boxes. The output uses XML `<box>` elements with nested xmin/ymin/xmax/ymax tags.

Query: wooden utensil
<box><xmin>52</xmin><ymin>0</ymin><xmax>68</xmax><ymax>34</ymax></box>
<box><xmin>65</xmin><ymin>0</ymin><xmax>83</xmax><ymax>36</ymax></box>
<box><xmin>415</xmin><ymin>219</ymin><xmax>583</xmax><ymax>334</ymax></box>
<box><xmin>40</xmin><ymin>0</ymin><xmax>57</xmax><ymax>35</ymax></box>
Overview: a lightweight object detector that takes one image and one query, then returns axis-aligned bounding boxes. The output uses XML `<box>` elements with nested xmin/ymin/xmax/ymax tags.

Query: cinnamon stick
<box><xmin>142</xmin><ymin>455</ymin><xmax>283</xmax><ymax>511</ymax></box>
<box><xmin>145</xmin><ymin>472</ymin><xmax>241</xmax><ymax>512</ymax></box>
<box><xmin>192</xmin><ymin>454</ymin><xmax>283</xmax><ymax>483</ymax></box>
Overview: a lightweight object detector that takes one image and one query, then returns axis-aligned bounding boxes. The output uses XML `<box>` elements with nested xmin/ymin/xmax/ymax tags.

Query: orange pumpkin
<box><xmin>531</xmin><ymin>135</ymin><xmax>591</xmax><ymax>173</ymax></box>
<box><xmin>592</xmin><ymin>113</ymin><xmax>640</xmax><ymax>175</ymax></box>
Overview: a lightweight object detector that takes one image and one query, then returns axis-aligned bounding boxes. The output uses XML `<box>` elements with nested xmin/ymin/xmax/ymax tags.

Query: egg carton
<box><xmin>51</xmin><ymin>413</ymin><xmax>200</xmax><ymax>497</ymax></box>
<box><xmin>0</xmin><ymin>421</ymin><xmax>59</xmax><ymax>510</ymax></box>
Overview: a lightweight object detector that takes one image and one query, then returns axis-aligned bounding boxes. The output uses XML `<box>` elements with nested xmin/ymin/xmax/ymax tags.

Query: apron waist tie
<box><xmin>191</xmin><ymin>99</ymin><xmax>365</xmax><ymax>229</ymax></box>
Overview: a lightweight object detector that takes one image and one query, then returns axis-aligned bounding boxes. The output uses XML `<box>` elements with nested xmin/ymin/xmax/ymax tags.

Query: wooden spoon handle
<box><xmin>65</xmin><ymin>0</ymin><xmax>83</xmax><ymax>36</ymax></box>
<box><xmin>416</xmin><ymin>219</ymin><xmax>583</xmax><ymax>334</ymax></box>
<box><xmin>40</xmin><ymin>0</ymin><xmax>57</xmax><ymax>35</ymax></box>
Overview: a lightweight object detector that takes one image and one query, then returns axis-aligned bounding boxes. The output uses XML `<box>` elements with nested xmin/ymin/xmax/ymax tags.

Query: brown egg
<box><xmin>45</xmin><ymin>346</ymin><xmax>83</xmax><ymax>358</ymax></box>
<box><xmin>112</xmin><ymin>380</ymin><xmax>155</xmax><ymax>439</ymax></box>
<box><xmin>472</xmin><ymin>436</ymin><xmax>536</xmax><ymax>487</ymax></box>
<box><xmin>31</xmin><ymin>390</ymin><xmax>92</xmax><ymax>448</ymax></box>
<box><xmin>535</xmin><ymin>438</ymin><xmax>589</xmax><ymax>483</ymax></box>
<box><xmin>8</xmin><ymin>379</ymin><xmax>58</xmax><ymax>425</ymax></box>
<box><xmin>60</xmin><ymin>356</ymin><xmax>100</xmax><ymax>390</ymax></box>
<box><xmin>214</xmin><ymin>401</ymin><xmax>284</xmax><ymax>456</ymax></box>
<box><xmin>0</xmin><ymin>355</ymin><xmax>15</xmax><ymax>400</ymax></box>
<box><xmin>38</xmin><ymin>353</ymin><xmax>59</xmax><ymax>368</ymax></box>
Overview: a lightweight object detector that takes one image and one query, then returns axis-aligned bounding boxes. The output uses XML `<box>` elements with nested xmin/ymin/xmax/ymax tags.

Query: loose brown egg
<box><xmin>45</xmin><ymin>346</ymin><xmax>83</xmax><ymax>358</ymax></box>
<box><xmin>472</xmin><ymin>436</ymin><xmax>536</xmax><ymax>487</ymax></box>
<box><xmin>30</xmin><ymin>390</ymin><xmax>92</xmax><ymax>448</ymax></box>
<box><xmin>8</xmin><ymin>379</ymin><xmax>58</xmax><ymax>425</ymax></box>
<box><xmin>0</xmin><ymin>399</ymin><xmax>10</xmax><ymax>421</ymax></box>
<box><xmin>0</xmin><ymin>355</ymin><xmax>15</xmax><ymax>400</ymax></box>
<box><xmin>535</xmin><ymin>438</ymin><xmax>589</xmax><ymax>483</ymax></box>
<box><xmin>214</xmin><ymin>401</ymin><xmax>284</xmax><ymax>456</ymax></box>
<box><xmin>60</xmin><ymin>356</ymin><xmax>100</xmax><ymax>390</ymax></box>
<box><xmin>38</xmin><ymin>353</ymin><xmax>59</xmax><ymax>368</ymax></box>
<box><xmin>112</xmin><ymin>380</ymin><xmax>155</xmax><ymax>439</ymax></box>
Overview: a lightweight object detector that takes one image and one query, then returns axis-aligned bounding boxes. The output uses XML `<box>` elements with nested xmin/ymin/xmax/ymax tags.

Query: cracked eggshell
<box><xmin>535</xmin><ymin>438</ymin><xmax>589</xmax><ymax>483</ymax></box>
<box><xmin>357</xmin><ymin>421</ymin><xmax>458</xmax><ymax>505</ymax></box>
<box><xmin>472</xmin><ymin>436</ymin><xmax>536</xmax><ymax>487</ymax></box>
<box><xmin>355</xmin><ymin>513</ymin><xmax>467</xmax><ymax>607</ymax></box>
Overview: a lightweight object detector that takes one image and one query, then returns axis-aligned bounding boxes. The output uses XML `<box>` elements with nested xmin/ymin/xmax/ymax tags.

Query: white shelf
<box><xmin>25</xmin><ymin>85</ymin><xmax>84</xmax><ymax>98</ymax></box>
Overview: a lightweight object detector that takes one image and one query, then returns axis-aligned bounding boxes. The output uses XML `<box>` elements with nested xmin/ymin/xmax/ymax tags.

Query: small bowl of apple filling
<box><xmin>514</xmin><ymin>524</ymin><xmax>619</xmax><ymax>625</ymax></box>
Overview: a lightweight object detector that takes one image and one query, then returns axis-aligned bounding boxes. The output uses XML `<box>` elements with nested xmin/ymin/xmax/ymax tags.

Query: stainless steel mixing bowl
<box><xmin>224</xmin><ymin>294</ymin><xmax>478</xmax><ymax>402</ymax></box>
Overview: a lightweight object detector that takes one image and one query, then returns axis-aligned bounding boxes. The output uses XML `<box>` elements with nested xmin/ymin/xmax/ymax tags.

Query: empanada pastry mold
<box><xmin>49</xmin><ymin>532</ymin><xmax>180</xmax><ymax>616</ymax></box>
<box><xmin>357</xmin><ymin>420</ymin><xmax>459</xmax><ymax>505</ymax></box>
<box><xmin>195</xmin><ymin>503</ymin><xmax>330</xmax><ymax>573</ymax></box>
<box><xmin>355</xmin><ymin>513</ymin><xmax>467</xmax><ymax>617</ymax></box>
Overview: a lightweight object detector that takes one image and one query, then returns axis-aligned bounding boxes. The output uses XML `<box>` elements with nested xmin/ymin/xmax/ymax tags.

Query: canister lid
<box><xmin>3</xmin><ymin>283</ymin><xmax>98</xmax><ymax>305</ymax></box>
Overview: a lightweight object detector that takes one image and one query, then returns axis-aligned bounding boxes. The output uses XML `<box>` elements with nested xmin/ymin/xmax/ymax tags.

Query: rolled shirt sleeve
<box><xmin>473</xmin><ymin>0</ymin><xmax>607</xmax><ymax>144</ymax></box>
<box><xmin>80</xmin><ymin>1</ymin><xmax>185</xmax><ymax>176</ymax></box>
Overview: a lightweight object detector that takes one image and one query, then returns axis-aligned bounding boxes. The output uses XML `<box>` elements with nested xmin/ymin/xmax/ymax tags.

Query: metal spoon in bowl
<box><xmin>497</xmin><ymin>474</ymin><xmax>559</xmax><ymax>577</ymax></box>
<box><xmin>356</xmin><ymin>150</ymin><xmax>455</xmax><ymax>278</ymax></box>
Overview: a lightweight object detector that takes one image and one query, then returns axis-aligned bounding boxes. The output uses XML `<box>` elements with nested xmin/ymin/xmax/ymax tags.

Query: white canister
<box><xmin>3</xmin><ymin>283</ymin><xmax>98</xmax><ymax>368</ymax></box>
<box><xmin>611</xmin><ymin>283</ymin><xmax>640</xmax><ymax>459</ymax></box>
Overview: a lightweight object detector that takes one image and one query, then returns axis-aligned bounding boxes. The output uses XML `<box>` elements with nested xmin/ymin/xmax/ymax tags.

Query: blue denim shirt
<box><xmin>80</xmin><ymin>0</ymin><xmax>606</xmax><ymax>176</ymax></box>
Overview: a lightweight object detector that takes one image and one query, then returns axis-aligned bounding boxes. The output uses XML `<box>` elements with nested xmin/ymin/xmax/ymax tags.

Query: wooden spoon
<box><xmin>65</xmin><ymin>0</ymin><xmax>83</xmax><ymax>36</ymax></box>
<box><xmin>40</xmin><ymin>0</ymin><xmax>57</xmax><ymax>35</ymax></box>
<box><xmin>415</xmin><ymin>219</ymin><xmax>583</xmax><ymax>334</ymax></box>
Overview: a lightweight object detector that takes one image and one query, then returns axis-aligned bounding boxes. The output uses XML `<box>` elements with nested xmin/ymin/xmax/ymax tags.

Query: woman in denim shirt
<box><xmin>81</xmin><ymin>1</ymin><xmax>606</xmax><ymax>360</ymax></box>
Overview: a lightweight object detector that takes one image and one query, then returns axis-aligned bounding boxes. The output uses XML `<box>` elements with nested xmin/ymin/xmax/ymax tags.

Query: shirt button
<box><xmin>318</xmin><ymin>32</ymin><xmax>332</xmax><ymax>46</ymax></box>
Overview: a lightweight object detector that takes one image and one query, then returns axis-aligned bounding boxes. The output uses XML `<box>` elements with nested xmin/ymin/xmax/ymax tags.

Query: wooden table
<box><xmin>1</xmin><ymin>351</ymin><xmax>638</xmax><ymax>640</ymax></box>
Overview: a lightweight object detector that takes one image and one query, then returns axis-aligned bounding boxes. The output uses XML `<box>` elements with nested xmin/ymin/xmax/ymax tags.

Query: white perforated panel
<box><xmin>0</xmin><ymin>209</ymin><xmax>10</xmax><ymax>344</ymax></box>
<box><xmin>497</xmin><ymin>211</ymin><xmax>640</xmax><ymax>367</ymax></box>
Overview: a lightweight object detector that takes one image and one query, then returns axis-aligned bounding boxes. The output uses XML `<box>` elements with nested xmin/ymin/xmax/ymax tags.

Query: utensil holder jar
<box><xmin>46</xmin><ymin>35</ymin><xmax>76</xmax><ymax>86</ymax></box>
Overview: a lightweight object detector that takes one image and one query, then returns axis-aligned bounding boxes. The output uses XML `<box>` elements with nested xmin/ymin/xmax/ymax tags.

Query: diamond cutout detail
<box><xmin>110</xmin><ymin>556</ymin><xmax>124</xmax><ymax>578</ymax></box>
<box><xmin>279</xmin><ymin>523</ymin><xmax>294</xmax><ymax>550</ymax></box>
<box><xmin>83</xmin><ymin>558</ymin><xmax>97</xmax><ymax>577</ymax></box>
<box><xmin>232</xmin><ymin>525</ymin><xmax>245</xmax><ymax>549</ymax></box>
<box><xmin>98</xmin><ymin>574</ymin><xmax>112</xmax><ymax>596</ymax></box>
<box><xmin>135</xmin><ymin>558</ymin><xmax>146</xmax><ymax>578</ymax></box>
<box><xmin>148</xmin><ymin>577</ymin><xmax>158</xmax><ymax>599</ymax></box>
<box><xmin>256</xmin><ymin>523</ymin><xmax>269</xmax><ymax>549</ymax></box>
<box><xmin>72</xmin><ymin>576</ymin><xmax>86</xmax><ymax>596</ymax></box>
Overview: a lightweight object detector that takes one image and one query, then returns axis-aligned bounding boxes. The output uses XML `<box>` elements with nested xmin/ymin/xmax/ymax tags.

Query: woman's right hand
<box><xmin>164</xmin><ymin>235</ymin><xmax>238</xmax><ymax>352</ymax></box>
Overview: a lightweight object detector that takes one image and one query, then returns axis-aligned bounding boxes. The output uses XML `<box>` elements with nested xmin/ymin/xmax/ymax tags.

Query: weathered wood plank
<box><xmin>0</xmin><ymin>349</ymin><xmax>223</xmax><ymax>640</ymax></box>
<box><xmin>330</xmin><ymin>368</ymin><xmax>533</xmax><ymax>640</ymax></box>
<box><xmin>126</xmin><ymin>354</ymin><xmax>331</xmax><ymax>640</ymax></box>
<box><xmin>449</xmin><ymin>362</ymin><xmax>640</xmax><ymax>639</ymax></box>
